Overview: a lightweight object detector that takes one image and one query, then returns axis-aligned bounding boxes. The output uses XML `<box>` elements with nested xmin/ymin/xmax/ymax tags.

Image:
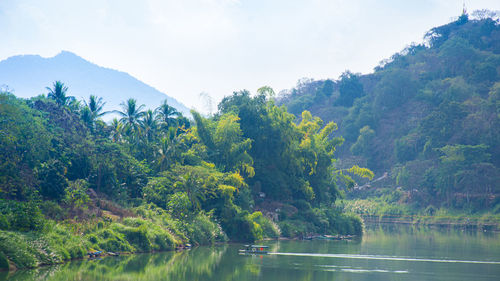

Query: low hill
<box><xmin>0</xmin><ymin>51</ymin><xmax>189</xmax><ymax>117</ymax></box>
<box><xmin>278</xmin><ymin>13</ymin><xmax>500</xmax><ymax>211</ymax></box>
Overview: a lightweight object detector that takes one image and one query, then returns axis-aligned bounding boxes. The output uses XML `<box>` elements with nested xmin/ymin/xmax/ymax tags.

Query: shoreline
<box><xmin>361</xmin><ymin>214</ymin><xmax>499</xmax><ymax>231</ymax></box>
<box><xmin>0</xmin><ymin>246</ymin><xmax>194</xmax><ymax>274</ymax></box>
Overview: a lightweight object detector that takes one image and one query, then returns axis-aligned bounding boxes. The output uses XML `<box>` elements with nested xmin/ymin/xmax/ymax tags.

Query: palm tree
<box><xmin>140</xmin><ymin>109</ymin><xmax>158</xmax><ymax>143</ymax></box>
<box><xmin>110</xmin><ymin>118</ymin><xmax>124</xmax><ymax>142</ymax></box>
<box><xmin>115</xmin><ymin>98</ymin><xmax>145</xmax><ymax>133</ymax></box>
<box><xmin>85</xmin><ymin>95</ymin><xmax>108</xmax><ymax>119</ymax></box>
<box><xmin>156</xmin><ymin>127</ymin><xmax>181</xmax><ymax>171</ymax></box>
<box><xmin>82</xmin><ymin>95</ymin><xmax>108</xmax><ymax>130</ymax></box>
<box><xmin>155</xmin><ymin>100</ymin><xmax>179</xmax><ymax>129</ymax></box>
<box><xmin>46</xmin><ymin>81</ymin><xmax>70</xmax><ymax>106</ymax></box>
<box><xmin>80</xmin><ymin>106</ymin><xmax>93</xmax><ymax>128</ymax></box>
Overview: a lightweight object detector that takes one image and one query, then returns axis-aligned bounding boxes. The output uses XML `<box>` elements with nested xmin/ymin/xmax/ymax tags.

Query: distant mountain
<box><xmin>0</xmin><ymin>51</ymin><xmax>190</xmax><ymax>118</ymax></box>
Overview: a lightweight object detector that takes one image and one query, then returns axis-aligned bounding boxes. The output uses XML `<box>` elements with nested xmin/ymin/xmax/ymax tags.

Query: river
<box><xmin>2</xmin><ymin>224</ymin><xmax>500</xmax><ymax>280</ymax></box>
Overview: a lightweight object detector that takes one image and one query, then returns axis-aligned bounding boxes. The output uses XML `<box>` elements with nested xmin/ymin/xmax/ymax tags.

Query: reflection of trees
<box><xmin>6</xmin><ymin>242</ymin><xmax>355</xmax><ymax>281</ymax></box>
<box><xmin>5</xmin><ymin>241</ymin><xmax>361</xmax><ymax>281</ymax></box>
<box><xmin>7</xmin><ymin>246</ymin><xmax>229</xmax><ymax>281</ymax></box>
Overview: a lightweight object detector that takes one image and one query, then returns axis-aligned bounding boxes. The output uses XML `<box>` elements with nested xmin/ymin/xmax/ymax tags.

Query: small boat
<box><xmin>239</xmin><ymin>245</ymin><xmax>269</xmax><ymax>255</ymax></box>
<box><xmin>88</xmin><ymin>250</ymin><xmax>103</xmax><ymax>258</ymax></box>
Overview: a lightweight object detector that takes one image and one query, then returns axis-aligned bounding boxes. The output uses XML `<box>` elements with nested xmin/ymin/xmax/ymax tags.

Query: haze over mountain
<box><xmin>0</xmin><ymin>51</ymin><xmax>190</xmax><ymax>118</ymax></box>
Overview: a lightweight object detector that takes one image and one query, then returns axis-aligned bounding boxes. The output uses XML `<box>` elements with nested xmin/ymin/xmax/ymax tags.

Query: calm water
<box><xmin>2</xmin><ymin>224</ymin><xmax>500</xmax><ymax>281</ymax></box>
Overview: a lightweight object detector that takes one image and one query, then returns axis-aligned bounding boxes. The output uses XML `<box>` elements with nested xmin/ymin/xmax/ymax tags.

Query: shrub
<box><xmin>167</xmin><ymin>192</ymin><xmax>191</xmax><ymax>219</ymax></box>
<box><xmin>120</xmin><ymin>224</ymin><xmax>151</xmax><ymax>252</ymax></box>
<box><xmin>93</xmin><ymin>227</ymin><xmax>134</xmax><ymax>252</ymax></box>
<box><xmin>0</xmin><ymin>201</ymin><xmax>47</xmax><ymax>232</ymax></box>
<box><xmin>43</xmin><ymin>223</ymin><xmax>89</xmax><ymax>260</ymax></box>
<box><xmin>0</xmin><ymin>231</ymin><xmax>37</xmax><ymax>268</ymax></box>
<box><xmin>37</xmin><ymin>159</ymin><xmax>68</xmax><ymax>201</ymax></box>
<box><xmin>151</xmin><ymin>231</ymin><xmax>175</xmax><ymax>251</ymax></box>
<box><xmin>0</xmin><ymin>251</ymin><xmax>10</xmax><ymax>271</ymax></box>
<box><xmin>39</xmin><ymin>201</ymin><xmax>66</xmax><ymax>220</ymax></box>
<box><xmin>184</xmin><ymin>212</ymin><xmax>227</xmax><ymax>245</ymax></box>
<box><xmin>64</xmin><ymin>179</ymin><xmax>91</xmax><ymax>210</ymax></box>
<box><xmin>223</xmin><ymin>211</ymin><xmax>259</xmax><ymax>242</ymax></box>
<box><xmin>279</xmin><ymin>220</ymin><xmax>308</xmax><ymax>238</ymax></box>
<box><xmin>249</xmin><ymin>212</ymin><xmax>280</xmax><ymax>238</ymax></box>
<box><xmin>0</xmin><ymin>215</ymin><xmax>9</xmax><ymax>230</ymax></box>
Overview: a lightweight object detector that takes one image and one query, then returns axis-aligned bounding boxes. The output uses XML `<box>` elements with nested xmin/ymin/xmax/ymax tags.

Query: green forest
<box><xmin>279</xmin><ymin>13</ymin><xmax>500</xmax><ymax>219</ymax></box>
<box><xmin>0</xmin><ymin>78</ymin><xmax>371</xmax><ymax>269</ymax></box>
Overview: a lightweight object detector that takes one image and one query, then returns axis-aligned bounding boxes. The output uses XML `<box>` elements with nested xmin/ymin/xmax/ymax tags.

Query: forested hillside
<box><xmin>278</xmin><ymin>12</ymin><xmax>500</xmax><ymax>212</ymax></box>
<box><xmin>0</xmin><ymin>80</ymin><xmax>370</xmax><ymax>269</ymax></box>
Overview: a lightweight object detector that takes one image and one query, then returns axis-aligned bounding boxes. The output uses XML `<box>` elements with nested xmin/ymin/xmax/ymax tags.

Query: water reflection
<box><xmin>3</xmin><ymin>224</ymin><xmax>500</xmax><ymax>281</ymax></box>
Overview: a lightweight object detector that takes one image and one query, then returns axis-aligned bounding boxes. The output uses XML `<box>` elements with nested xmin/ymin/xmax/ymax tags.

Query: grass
<box><xmin>342</xmin><ymin>198</ymin><xmax>500</xmax><ymax>228</ymax></box>
<box><xmin>0</xmin><ymin>203</ymin><xmax>230</xmax><ymax>271</ymax></box>
<box><xmin>0</xmin><ymin>223</ymin><xmax>89</xmax><ymax>269</ymax></box>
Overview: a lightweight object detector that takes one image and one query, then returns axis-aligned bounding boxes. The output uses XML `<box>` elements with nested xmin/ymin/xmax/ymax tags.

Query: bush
<box><xmin>278</xmin><ymin>207</ymin><xmax>363</xmax><ymax>238</ymax></box>
<box><xmin>0</xmin><ymin>200</ymin><xmax>47</xmax><ymax>232</ymax></box>
<box><xmin>43</xmin><ymin>223</ymin><xmax>89</xmax><ymax>260</ymax></box>
<box><xmin>0</xmin><ymin>251</ymin><xmax>10</xmax><ymax>271</ymax></box>
<box><xmin>249</xmin><ymin>212</ymin><xmax>280</xmax><ymax>238</ymax></box>
<box><xmin>64</xmin><ymin>179</ymin><xmax>90</xmax><ymax>210</ymax></box>
<box><xmin>340</xmin><ymin>213</ymin><xmax>363</xmax><ymax>235</ymax></box>
<box><xmin>37</xmin><ymin>159</ymin><xmax>68</xmax><ymax>201</ymax></box>
<box><xmin>184</xmin><ymin>212</ymin><xmax>227</xmax><ymax>245</ymax></box>
<box><xmin>279</xmin><ymin>220</ymin><xmax>308</xmax><ymax>238</ymax></box>
<box><xmin>39</xmin><ymin>201</ymin><xmax>66</xmax><ymax>220</ymax></box>
<box><xmin>167</xmin><ymin>192</ymin><xmax>191</xmax><ymax>219</ymax></box>
<box><xmin>142</xmin><ymin>176</ymin><xmax>173</xmax><ymax>209</ymax></box>
<box><xmin>0</xmin><ymin>231</ymin><xmax>37</xmax><ymax>268</ymax></box>
<box><xmin>379</xmin><ymin>204</ymin><xmax>407</xmax><ymax>216</ymax></box>
<box><xmin>120</xmin><ymin>224</ymin><xmax>151</xmax><ymax>252</ymax></box>
<box><xmin>112</xmin><ymin>217</ymin><xmax>179</xmax><ymax>252</ymax></box>
<box><xmin>222</xmin><ymin>210</ymin><xmax>260</xmax><ymax>242</ymax></box>
<box><xmin>0</xmin><ymin>215</ymin><xmax>9</xmax><ymax>230</ymax></box>
<box><xmin>93</xmin><ymin>227</ymin><xmax>134</xmax><ymax>252</ymax></box>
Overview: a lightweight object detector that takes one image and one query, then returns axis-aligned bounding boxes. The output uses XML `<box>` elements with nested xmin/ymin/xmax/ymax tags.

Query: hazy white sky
<box><xmin>1</xmin><ymin>0</ymin><xmax>500</xmax><ymax>111</ymax></box>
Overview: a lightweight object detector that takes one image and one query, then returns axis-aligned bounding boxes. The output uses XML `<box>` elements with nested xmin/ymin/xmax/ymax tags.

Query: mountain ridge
<box><xmin>0</xmin><ymin>51</ymin><xmax>190</xmax><ymax>118</ymax></box>
<box><xmin>278</xmin><ymin>15</ymin><xmax>500</xmax><ymax>210</ymax></box>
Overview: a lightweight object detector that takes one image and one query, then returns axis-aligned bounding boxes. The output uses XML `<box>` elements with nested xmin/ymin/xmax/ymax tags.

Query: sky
<box><xmin>1</xmin><ymin>0</ymin><xmax>500</xmax><ymax>112</ymax></box>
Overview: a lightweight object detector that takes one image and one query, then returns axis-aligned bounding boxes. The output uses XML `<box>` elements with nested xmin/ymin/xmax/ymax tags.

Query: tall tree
<box><xmin>115</xmin><ymin>98</ymin><xmax>146</xmax><ymax>135</ymax></box>
<box><xmin>46</xmin><ymin>81</ymin><xmax>72</xmax><ymax>106</ymax></box>
<box><xmin>85</xmin><ymin>95</ymin><xmax>107</xmax><ymax>120</ymax></box>
<box><xmin>110</xmin><ymin>118</ymin><xmax>124</xmax><ymax>143</ymax></box>
<box><xmin>82</xmin><ymin>95</ymin><xmax>107</xmax><ymax>130</ymax></box>
<box><xmin>140</xmin><ymin>109</ymin><xmax>158</xmax><ymax>143</ymax></box>
<box><xmin>155</xmin><ymin>100</ymin><xmax>179</xmax><ymax>129</ymax></box>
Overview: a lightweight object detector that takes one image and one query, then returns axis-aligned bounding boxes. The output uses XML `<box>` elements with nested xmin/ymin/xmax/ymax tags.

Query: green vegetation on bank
<box><xmin>0</xmin><ymin>76</ymin><xmax>368</xmax><ymax>269</ymax></box>
<box><xmin>342</xmin><ymin>196</ymin><xmax>500</xmax><ymax>228</ymax></box>
<box><xmin>278</xmin><ymin>11</ymin><xmax>500</xmax><ymax>216</ymax></box>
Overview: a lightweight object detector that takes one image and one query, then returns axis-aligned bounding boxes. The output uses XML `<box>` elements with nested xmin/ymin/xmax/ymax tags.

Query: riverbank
<box><xmin>342</xmin><ymin>199</ymin><xmax>500</xmax><ymax>231</ymax></box>
<box><xmin>361</xmin><ymin>214</ymin><xmax>499</xmax><ymax>231</ymax></box>
<box><xmin>0</xmin><ymin>203</ymin><xmax>228</xmax><ymax>272</ymax></box>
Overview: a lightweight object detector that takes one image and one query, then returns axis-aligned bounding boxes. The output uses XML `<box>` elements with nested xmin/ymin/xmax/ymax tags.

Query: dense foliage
<box><xmin>0</xmin><ymin>74</ymin><xmax>368</xmax><ymax>268</ymax></box>
<box><xmin>278</xmin><ymin>13</ymin><xmax>500</xmax><ymax>213</ymax></box>
<box><xmin>279</xmin><ymin>11</ymin><xmax>500</xmax><ymax>211</ymax></box>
